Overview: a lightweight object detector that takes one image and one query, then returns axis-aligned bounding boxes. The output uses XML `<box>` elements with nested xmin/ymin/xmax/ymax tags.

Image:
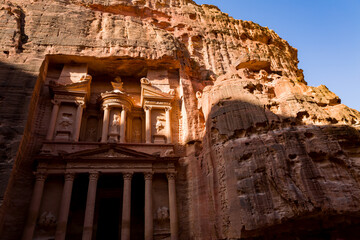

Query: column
<box><xmin>55</xmin><ymin>172</ymin><xmax>75</xmax><ymax>240</ymax></box>
<box><xmin>144</xmin><ymin>106</ymin><xmax>152</xmax><ymax>143</ymax></box>
<box><xmin>73</xmin><ymin>101</ymin><xmax>85</xmax><ymax>142</ymax></box>
<box><xmin>165</xmin><ymin>107</ymin><xmax>172</xmax><ymax>144</ymax></box>
<box><xmin>167</xmin><ymin>173</ymin><xmax>178</xmax><ymax>240</ymax></box>
<box><xmin>144</xmin><ymin>173</ymin><xmax>153</xmax><ymax>240</ymax></box>
<box><xmin>82</xmin><ymin>171</ymin><xmax>99</xmax><ymax>240</ymax></box>
<box><xmin>101</xmin><ymin>104</ymin><xmax>110</xmax><ymax>143</ymax></box>
<box><xmin>121</xmin><ymin>173</ymin><xmax>133</xmax><ymax>240</ymax></box>
<box><xmin>120</xmin><ymin>107</ymin><xmax>127</xmax><ymax>143</ymax></box>
<box><xmin>21</xmin><ymin>172</ymin><xmax>47</xmax><ymax>240</ymax></box>
<box><xmin>46</xmin><ymin>100</ymin><xmax>60</xmax><ymax>140</ymax></box>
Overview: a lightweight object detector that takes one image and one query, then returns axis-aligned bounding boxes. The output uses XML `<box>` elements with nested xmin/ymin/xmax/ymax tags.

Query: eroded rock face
<box><xmin>0</xmin><ymin>0</ymin><xmax>360</xmax><ymax>239</ymax></box>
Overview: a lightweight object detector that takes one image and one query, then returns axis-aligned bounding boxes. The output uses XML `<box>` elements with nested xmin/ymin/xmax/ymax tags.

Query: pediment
<box><xmin>141</xmin><ymin>85</ymin><xmax>174</xmax><ymax>106</ymax></box>
<box><xmin>64</xmin><ymin>145</ymin><xmax>157</xmax><ymax>160</ymax></box>
<box><xmin>50</xmin><ymin>75</ymin><xmax>92</xmax><ymax>100</ymax></box>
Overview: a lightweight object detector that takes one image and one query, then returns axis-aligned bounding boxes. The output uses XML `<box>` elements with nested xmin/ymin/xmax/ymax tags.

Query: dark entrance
<box><xmin>95</xmin><ymin>174</ymin><xmax>123</xmax><ymax>240</ymax></box>
<box><xmin>93</xmin><ymin>173</ymin><xmax>145</xmax><ymax>240</ymax></box>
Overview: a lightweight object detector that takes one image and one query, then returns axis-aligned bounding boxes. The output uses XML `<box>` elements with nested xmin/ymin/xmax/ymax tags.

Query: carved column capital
<box><xmin>89</xmin><ymin>171</ymin><xmax>99</xmax><ymax>181</ymax></box>
<box><xmin>166</xmin><ymin>173</ymin><xmax>176</xmax><ymax>181</ymax></box>
<box><xmin>76</xmin><ymin>101</ymin><xmax>86</xmax><ymax>108</ymax></box>
<box><xmin>165</xmin><ymin>106</ymin><xmax>172</xmax><ymax>112</ymax></box>
<box><xmin>123</xmin><ymin>172</ymin><xmax>133</xmax><ymax>180</ymax></box>
<box><xmin>102</xmin><ymin>104</ymin><xmax>110</xmax><ymax>111</ymax></box>
<box><xmin>140</xmin><ymin>77</ymin><xmax>151</xmax><ymax>85</ymax></box>
<box><xmin>64</xmin><ymin>172</ymin><xmax>75</xmax><ymax>182</ymax></box>
<box><xmin>144</xmin><ymin>172</ymin><xmax>154</xmax><ymax>180</ymax></box>
<box><xmin>144</xmin><ymin>105</ymin><xmax>152</xmax><ymax>111</ymax></box>
<box><xmin>51</xmin><ymin>99</ymin><xmax>60</xmax><ymax>106</ymax></box>
<box><xmin>121</xmin><ymin>105</ymin><xmax>129</xmax><ymax>112</ymax></box>
<box><xmin>34</xmin><ymin>171</ymin><xmax>47</xmax><ymax>181</ymax></box>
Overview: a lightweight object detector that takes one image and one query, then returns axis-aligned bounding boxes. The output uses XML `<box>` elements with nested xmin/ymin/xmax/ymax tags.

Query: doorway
<box><xmin>95</xmin><ymin>174</ymin><xmax>123</xmax><ymax>240</ymax></box>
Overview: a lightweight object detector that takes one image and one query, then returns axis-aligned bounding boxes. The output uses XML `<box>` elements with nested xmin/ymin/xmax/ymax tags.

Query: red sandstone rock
<box><xmin>0</xmin><ymin>0</ymin><xmax>360</xmax><ymax>239</ymax></box>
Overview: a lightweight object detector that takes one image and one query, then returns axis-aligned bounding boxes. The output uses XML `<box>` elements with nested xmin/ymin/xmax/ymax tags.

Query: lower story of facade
<box><xmin>21</xmin><ymin>143</ymin><xmax>179</xmax><ymax>240</ymax></box>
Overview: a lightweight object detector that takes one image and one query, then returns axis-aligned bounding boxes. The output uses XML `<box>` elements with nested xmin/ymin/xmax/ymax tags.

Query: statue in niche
<box><xmin>111</xmin><ymin>113</ymin><xmax>121</xmax><ymax>132</ymax></box>
<box><xmin>111</xmin><ymin>76</ymin><xmax>124</xmax><ymax>93</ymax></box>
<box><xmin>58</xmin><ymin>113</ymin><xmax>73</xmax><ymax>130</ymax></box>
<box><xmin>109</xmin><ymin>113</ymin><xmax>121</xmax><ymax>142</ymax></box>
<box><xmin>155</xmin><ymin>116</ymin><xmax>165</xmax><ymax>133</ymax></box>
<box><xmin>38</xmin><ymin>211</ymin><xmax>57</xmax><ymax>228</ymax></box>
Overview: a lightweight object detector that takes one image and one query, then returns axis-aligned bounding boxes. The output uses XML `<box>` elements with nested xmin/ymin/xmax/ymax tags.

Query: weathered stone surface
<box><xmin>0</xmin><ymin>0</ymin><xmax>360</xmax><ymax>239</ymax></box>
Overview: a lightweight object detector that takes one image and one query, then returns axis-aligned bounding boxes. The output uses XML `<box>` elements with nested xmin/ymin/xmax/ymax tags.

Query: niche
<box><xmin>54</xmin><ymin>104</ymin><xmax>76</xmax><ymax>141</ymax></box>
<box><xmin>131</xmin><ymin>117</ymin><xmax>143</xmax><ymax>143</ymax></box>
<box><xmin>151</xmin><ymin>109</ymin><xmax>166</xmax><ymax>144</ymax></box>
<box><xmin>84</xmin><ymin>116</ymin><xmax>99</xmax><ymax>142</ymax></box>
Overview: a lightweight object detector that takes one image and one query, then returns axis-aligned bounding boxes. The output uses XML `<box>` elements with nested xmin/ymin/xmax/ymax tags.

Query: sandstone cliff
<box><xmin>0</xmin><ymin>0</ymin><xmax>360</xmax><ymax>239</ymax></box>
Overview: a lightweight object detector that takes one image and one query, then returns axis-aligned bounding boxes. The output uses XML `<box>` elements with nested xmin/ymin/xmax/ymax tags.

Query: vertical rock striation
<box><xmin>0</xmin><ymin>0</ymin><xmax>360</xmax><ymax>239</ymax></box>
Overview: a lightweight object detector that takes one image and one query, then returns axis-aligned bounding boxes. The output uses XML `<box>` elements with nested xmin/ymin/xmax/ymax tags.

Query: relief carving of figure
<box><xmin>59</xmin><ymin>113</ymin><xmax>73</xmax><ymax>130</ymax></box>
<box><xmin>156</xmin><ymin>206</ymin><xmax>169</xmax><ymax>221</ymax></box>
<box><xmin>155</xmin><ymin>116</ymin><xmax>165</xmax><ymax>133</ymax></box>
<box><xmin>38</xmin><ymin>211</ymin><xmax>57</xmax><ymax>228</ymax></box>
<box><xmin>86</xmin><ymin>127</ymin><xmax>97</xmax><ymax>141</ymax></box>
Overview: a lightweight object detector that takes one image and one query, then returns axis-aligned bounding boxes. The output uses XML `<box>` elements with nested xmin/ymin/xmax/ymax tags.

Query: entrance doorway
<box><xmin>95</xmin><ymin>174</ymin><xmax>123</xmax><ymax>240</ymax></box>
<box><xmin>93</xmin><ymin>173</ymin><xmax>145</xmax><ymax>240</ymax></box>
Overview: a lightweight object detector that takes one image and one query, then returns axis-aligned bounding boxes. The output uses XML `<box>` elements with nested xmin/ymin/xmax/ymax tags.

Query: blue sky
<box><xmin>194</xmin><ymin>0</ymin><xmax>360</xmax><ymax>111</ymax></box>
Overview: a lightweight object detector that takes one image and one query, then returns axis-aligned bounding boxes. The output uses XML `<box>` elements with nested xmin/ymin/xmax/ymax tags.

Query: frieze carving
<box><xmin>123</xmin><ymin>172</ymin><xmax>133</xmax><ymax>180</ymax></box>
<box><xmin>87</xmin><ymin>149</ymin><xmax>133</xmax><ymax>158</ymax></box>
<box><xmin>144</xmin><ymin>101</ymin><xmax>171</xmax><ymax>106</ymax></box>
<box><xmin>144</xmin><ymin>172</ymin><xmax>153</xmax><ymax>180</ymax></box>
<box><xmin>54</xmin><ymin>94</ymin><xmax>85</xmax><ymax>102</ymax></box>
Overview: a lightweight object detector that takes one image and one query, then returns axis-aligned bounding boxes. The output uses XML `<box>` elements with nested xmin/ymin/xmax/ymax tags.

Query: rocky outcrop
<box><xmin>191</xmin><ymin>70</ymin><xmax>360</xmax><ymax>239</ymax></box>
<box><xmin>0</xmin><ymin>0</ymin><xmax>360</xmax><ymax>239</ymax></box>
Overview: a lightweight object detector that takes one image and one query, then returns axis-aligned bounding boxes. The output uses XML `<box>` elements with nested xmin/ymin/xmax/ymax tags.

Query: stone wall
<box><xmin>0</xmin><ymin>0</ymin><xmax>360</xmax><ymax>239</ymax></box>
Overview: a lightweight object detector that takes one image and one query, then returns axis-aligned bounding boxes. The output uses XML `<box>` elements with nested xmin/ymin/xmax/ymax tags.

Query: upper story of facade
<box><xmin>40</xmin><ymin>56</ymin><xmax>183</xmax><ymax>157</ymax></box>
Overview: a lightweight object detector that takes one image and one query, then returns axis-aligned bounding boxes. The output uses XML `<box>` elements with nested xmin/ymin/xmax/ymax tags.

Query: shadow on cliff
<box><xmin>0</xmin><ymin>59</ymin><xmax>44</xmax><ymax>238</ymax></box>
<box><xmin>187</xmin><ymin>97</ymin><xmax>360</xmax><ymax>240</ymax></box>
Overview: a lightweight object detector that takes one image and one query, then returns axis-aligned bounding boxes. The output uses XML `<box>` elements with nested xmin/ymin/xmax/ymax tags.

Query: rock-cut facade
<box><xmin>0</xmin><ymin>0</ymin><xmax>360</xmax><ymax>239</ymax></box>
